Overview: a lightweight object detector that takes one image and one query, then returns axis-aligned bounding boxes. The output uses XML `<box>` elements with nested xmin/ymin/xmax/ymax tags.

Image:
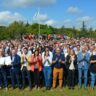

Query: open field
<box><xmin>0</xmin><ymin>86</ymin><xmax>95</xmax><ymax>96</ymax></box>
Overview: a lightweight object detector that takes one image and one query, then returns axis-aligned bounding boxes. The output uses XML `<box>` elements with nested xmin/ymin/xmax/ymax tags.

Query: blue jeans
<box><xmin>43</xmin><ymin>66</ymin><xmax>52</xmax><ymax>87</ymax></box>
<box><xmin>78</xmin><ymin>68</ymin><xmax>88</xmax><ymax>88</ymax></box>
<box><xmin>10</xmin><ymin>68</ymin><xmax>21</xmax><ymax>88</ymax></box>
<box><xmin>90</xmin><ymin>72</ymin><xmax>96</xmax><ymax>88</ymax></box>
<box><xmin>0</xmin><ymin>68</ymin><xmax>8</xmax><ymax>88</ymax></box>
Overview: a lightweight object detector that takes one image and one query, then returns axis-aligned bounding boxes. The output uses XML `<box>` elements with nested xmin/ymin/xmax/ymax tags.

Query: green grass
<box><xmin>0</xmin><ymin>86</ymin><xmax>96</xmax><ymax>96</ymax></box>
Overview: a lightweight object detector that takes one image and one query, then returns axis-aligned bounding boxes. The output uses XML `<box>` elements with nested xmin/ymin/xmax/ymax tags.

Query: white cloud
<box><xmin>57</xmin><ymin>19</ymin><xmax>73</xmax><ymax>28</ymax></box>
<box><xmin>33</xmin><ymin>12</ymin><xmax>57</xmax><ymax>27</ymax></box>
<box><xmin>33</xmin><ymin>12</ymin><xmax>48</xmax><ymax>23</ymax></box>
<box><xmin>71</xmin><ymin>16</ymin><xmax>95</xmax><ymax>28</ymax></box>
<box><xmin>56</xmin><ymin>17</ymin><xmax>96</xmax><ymax>28</ymax></box>
<box><xmin>76</xmin><ymin>16</ymin><xmax>93</xmax><ymax>22</ymax></box>
<box><xmin>45</xmin><ymin>20</ymin><xmax>56</xmax><ymax>26</ymax></box>
<box><xmin>67</xmin><ymin>6</ymin><xmax>80</xmax><ymax>14</ymax></box>
<box><xmin>3</xmin><ymin>0</ymin><xmax>56</xmax><ymax>7</ymax></box>
<box><xmin>0</xmin><ymin>11</ymin><xmax>25</xmax><ymax>25</ymax></box>
<box><xmin>63</xmin><ymin>19</ymin><xmax>72</xmax><ymax>24</ymax></box>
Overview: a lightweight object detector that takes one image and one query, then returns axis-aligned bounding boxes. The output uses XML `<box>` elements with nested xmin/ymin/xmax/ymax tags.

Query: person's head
<box><xmin>56</xmin><ymin>47</ymin><xmax>61</xmax><ymax>55</ymax></box>
<box><xmin>45</xmin><ymin>46</ymin><xmax>49</xmax><ymax>52</ymax></box>
<box><xmin>14</xmin><ymin>46</ymin><xmax>18</xmax><ymax>51</ymax></box>
<box><xmin>82</xmin><ymin>46</ymin><xmax>86</xmax><ymax>53</ymax></box>
<box><xmin>38</xmin><ymin>46</ymin><xmax>42</xmax><ymax>52</ymax></box>
<box><xmin>90</xmin><ymin>46</ymin><xmax>95</xmax><ymax>52</ymax></box>
<box><xmin>77</xmin><ymin>45</ymin><xmax>80</xmax><ymax>51</ymax></box>
<box><xmin>23</xmin><ymin>47</ymin><xmax>28</xmax><ymax>54</ymax></box>
<box><xmin>67</xmin><ymin>47</ymin><xmax>71</xmax><ymax>54</ymax></box>
<box><xmin>11</xmin><ymin>48</ymin><xmax>17</xmax><ymax>56</ymax></box>
<box><xmin>69</xmin><ymin>49</ymin><xmax>75</xmax><ymax>56</ymax></box>
<box><xmin>44</xmin><ymin>51</ymin><xmax>50</xmax><ymax>57</ymax></box>
<box><xmin>34</xmin><ymin>49</ymin><xmax>39</xmax><ymax>56</ymax></box>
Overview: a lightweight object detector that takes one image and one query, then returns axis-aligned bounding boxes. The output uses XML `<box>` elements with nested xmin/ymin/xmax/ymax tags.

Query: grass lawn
<box><xmin>0</xmin><ymin>86</ymin><xmax>96</xmax><ymax>96</ymax></box>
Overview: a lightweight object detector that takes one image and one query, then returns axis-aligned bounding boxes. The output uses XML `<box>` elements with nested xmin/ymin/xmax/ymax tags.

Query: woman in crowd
<box><xmin>66</xmin><ymin>49</ymin><xmax>77</xmax><ymax>89</ymax></box>
<box><xmin>30</xmin><ymin>50</ymin><xmax>42</xmax><ymax>89</ymax></box>
<box><xmin>42</xmin><ymin>47</ymin><xmax>53</xmax><ymax>90</ymax></box>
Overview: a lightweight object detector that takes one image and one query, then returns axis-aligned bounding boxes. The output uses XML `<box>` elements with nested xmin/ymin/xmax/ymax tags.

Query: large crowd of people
<box><xmin>0</xmin><ymin>34</ymin><xmax>96</xmax><ymax>91</ymax></box>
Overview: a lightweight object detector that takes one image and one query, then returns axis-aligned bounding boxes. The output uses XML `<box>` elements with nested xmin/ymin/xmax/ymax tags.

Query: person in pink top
<box><xmin>30</xmin><ymin>49</ymin><xmax>42</xmax><ymax>89</ymax></box>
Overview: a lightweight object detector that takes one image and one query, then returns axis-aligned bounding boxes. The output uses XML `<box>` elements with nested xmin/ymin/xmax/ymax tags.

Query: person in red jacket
<box><xmin>30</xmin><ymin>50</ymin><xmax>42</xmax><ymax>89</ymax></box>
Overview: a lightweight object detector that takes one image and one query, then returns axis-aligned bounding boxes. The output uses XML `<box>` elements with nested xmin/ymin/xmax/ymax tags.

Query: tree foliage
<box><xmin>0</xmin><ymin>21</ymin><xmax>96</xmax><ymax>40</ymax></box>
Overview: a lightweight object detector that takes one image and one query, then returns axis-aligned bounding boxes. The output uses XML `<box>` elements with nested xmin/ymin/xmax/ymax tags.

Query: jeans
<box><xmin>90</xmin><ymin>72</ymin><xmax>96</xmax><ymax>88</ymax></box>
<box><xmin>78</xmin><ymin>68</ymin><xmax>88</xmax><ymax>88</ymax></box>
<box><xmin>0</xmin><ymin>68</ymin><xmax>8</xmax><ymax>88</ymax></box>
<box><xmin>43</xmin><ymin>66</ymin><xmax>52</xmax><ymax>87</ymax></box>
<box><xmin>10</xmin><ymin>68</ymin><xmax>21</xmax><ymax>88</ymax></box>
<box><xmin>21</xmin><ymin>67</ymin><xmax>32</xmax><ymax>89</ymax></box>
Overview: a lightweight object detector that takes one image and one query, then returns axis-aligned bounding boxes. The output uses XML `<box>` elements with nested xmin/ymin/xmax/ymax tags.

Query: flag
<box><xmin>33</xmin><ymin>10</ymin><xmax>40</xmax><ymax>22</ymax></box>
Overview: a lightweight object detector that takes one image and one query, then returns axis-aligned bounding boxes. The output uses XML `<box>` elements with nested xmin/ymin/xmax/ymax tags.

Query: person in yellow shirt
<box><xmin>21</xmin><ymin>47</ymin><xmax>32</xmax><ymax>90</ymax></box>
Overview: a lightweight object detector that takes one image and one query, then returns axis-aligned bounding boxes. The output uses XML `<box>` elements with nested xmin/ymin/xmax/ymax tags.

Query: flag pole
<box><xmin>38</xmin><ymin>7</ymin><xmax>40</xmax><ymax>38</ymax></box>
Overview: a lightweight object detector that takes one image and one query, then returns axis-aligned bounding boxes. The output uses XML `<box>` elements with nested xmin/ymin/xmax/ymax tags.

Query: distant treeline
<box><xmin>0</xmin><ymin>21</ymin><xmax>96</xmax><ymax>40</ymax></box>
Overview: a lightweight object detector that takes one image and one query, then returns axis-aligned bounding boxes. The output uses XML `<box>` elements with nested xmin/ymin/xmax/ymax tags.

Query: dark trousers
<box><xmin>68</xmin><ymin>70</ymin><xmax>75</xmax><ymax>88</ymax></box>
<box><xmin>34</xmin><ymin>69</ymin><xmax>40</xmax><ymax>87</ymax></box>
<box><xmin>0</xmin><ymin>67</ymin><xmax>8</xmax><ymax>88</ymax></box>
<box><xmin>10</xmin><ymin>68</ymin><xmax>21</xmax><ymax>88</ymax></box>
<box><xmin>21</xmin><ymin>67</ymin><xmax>32</xmax><ymax>89</ymax></box>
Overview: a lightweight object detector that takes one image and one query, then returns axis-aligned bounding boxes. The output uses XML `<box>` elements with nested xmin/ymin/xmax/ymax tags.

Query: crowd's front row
<box><xmin>0</xmin><ymin>46</ymin><xmax>96</xmax><ymax>91</ymax></box>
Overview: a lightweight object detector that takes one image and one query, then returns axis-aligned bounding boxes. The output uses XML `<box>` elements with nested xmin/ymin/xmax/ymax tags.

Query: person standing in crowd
<box><xmin>30</xmin><ymin>50</ymin><xmax>42</xmax><ymax>89</ymax></box>
<box><xmin>17</xmin><ymin>44</ymin><xmax>22</xmax><ymax>56</ymax></box>
<box><xmin>10</xmin><ymin>48</ymin><xmax>21</xmax><ymax>89</ymax></box>
<box><xmin>66</xmin><ymin>49</ymin><xmax>77</xmax><ymax>89</ymax></box>
<box><xmin>42</xmin><ymin>47</ymin><xmax>53</xmax><ymax>90</ymax></box>
<box><xmin>90</xmin><ymin>49</ymin><xmax>96</xmax><ymax>90</ymax></box>
<box><xmin>0</xmin><ymin>49</ymin><xmax>8</xmax><ymax>90</ymax></box>
<box><xmin>74</xmin><ymin>45</ymin><xmax>81</xmax><ymax>55</ymax></box>
<box><xmin>52</xmin><ymin>47</ymin><xmax>65</xmax><ymax>89</ymax></box>
<box><xmin>63</xmin><ymin>46</ymin><xmax>71</xmax><ymax>86</ymax></box>
<box><xmin>77</xmin><ymin>46</ymin><xmax>90</xmax><ymax>89</ymax></box>
<box><xmin>42</xmin><ymin>46</ymin><xmax>53</xmax><ymax>86</ymax></box>
<box><xmin>21</xmin><ymin>47</ymin><xmax>32</xmax><ymax>90</ymax></box>
<box><xmin>42</xmin><ymin>46</ymin><xmax>53</xmax><ymax>61</ymax></box>
<box><xmin>38</xmin><ymin>46</ymin><xmax>43</xmax><ymax>55</ymax></box>
<box><xmin>88</xmin><ymin>46</ymin><xmax>95</xmax><ymax>57</ymax></box>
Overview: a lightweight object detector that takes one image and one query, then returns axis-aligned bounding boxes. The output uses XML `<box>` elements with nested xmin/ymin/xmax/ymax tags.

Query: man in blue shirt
<box><xmin>77</xmin><ymin>46</ymin><xmax>90</xmax><ymax>88</ymax></box>
<box><xmin>52</xmin><ymin>47</ymin><xmax>65</xmax><ymax>89</ymax></box>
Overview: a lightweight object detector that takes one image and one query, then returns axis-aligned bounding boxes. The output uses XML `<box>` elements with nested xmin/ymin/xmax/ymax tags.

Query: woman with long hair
<box><xmin>66</xmin><ymin>49</ymin><xmax>77</xmax><ymax>89</ymax></box>
<box><xmin>42</xmin><ymin>49</ymin><xmax>52</xmax><ymax>90</ymax></box>
<box><xmin>30</xmin><ymin>50</ymin><xmax>42</xmax><ymax>89</ymax></box>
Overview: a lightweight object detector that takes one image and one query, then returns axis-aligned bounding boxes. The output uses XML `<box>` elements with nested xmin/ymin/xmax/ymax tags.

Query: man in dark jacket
<box><xmin>10</xmin><ymin>48</ymin><xmax>21</xmax><ymax>89</ymax></box>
